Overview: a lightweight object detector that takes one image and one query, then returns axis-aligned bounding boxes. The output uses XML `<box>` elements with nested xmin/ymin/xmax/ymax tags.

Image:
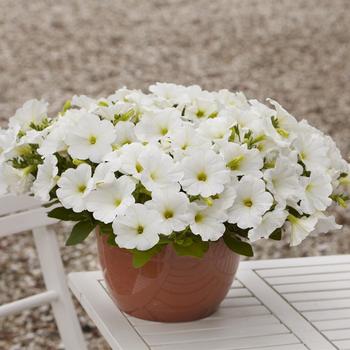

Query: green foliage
<box><xmin>330</xmin><ymin>193</ymin><xmax>350</xmax><ymax>208</ymax></box>
<box><xmin>61</xmin><ymin>100</ymin><xmax>72</xmax><ymax>115</ymax></box>
<box><xmin>223</xmin><ymin>232</ymin><xmax>254</xmax><ymax>257</ymax></box>
<box><xmin>11</xmin><ymin>144</ymin><xmax>43</xmax><ymax>175</ymax></box>
<box><xmin>98</xmin><ymin>222</ymin><xmax>118</xmax><ymax>246</ymax></box>
<box><xmin>133</xmin><ymin>183</ymin><xmax>152</xmax><ymax>204</ymax></box>
<box><xmin>66</xmin><ymin>220</ymin><xmax>97</xmax><ymax>246</ymax></box>
<box><xmin>172</xmin><ymin>236</ymin><xmax>209</xmax><ymax>258</ymax></box>
<box><xmin>29</xmin><ymin>118</ymin><xmax>51</xmax><ymax>131</ymax></box>
<box><xmin>223</xmin><ymin>224</ymin><xmax>253</xmax><ymax>257</ymax></box>
<box><xmin>269</xmin><ymin>228</ymin><xmax>282</xmax><ymax>241</ymax></box>
<box><xmin>131</xmin><ymin>244</ymin><xmax>166</xmax><ymax>268</ymax></box>
<box><xmin>48</xmin><ymin>207</ymin><xmax>91</xmax><ymax>221</ymax></box>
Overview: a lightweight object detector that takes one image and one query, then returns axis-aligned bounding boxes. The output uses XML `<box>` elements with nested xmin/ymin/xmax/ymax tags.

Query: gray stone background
<box><xmin>0</xmin><ymin>0</ymin><xmax>349</xmax><ymax>348</ymax></box>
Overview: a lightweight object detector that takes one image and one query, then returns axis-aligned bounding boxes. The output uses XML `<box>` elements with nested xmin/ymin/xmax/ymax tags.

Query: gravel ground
<box><xmin>0</xmin><ymin>0</ymin><xmax>350</xmax><ymax>349</ymax></box>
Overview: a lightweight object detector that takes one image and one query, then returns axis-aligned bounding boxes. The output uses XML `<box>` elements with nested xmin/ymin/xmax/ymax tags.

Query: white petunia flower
<box><xmin>300</xmin><ymin>173</ymin><xmax>333</xmax><ymax>214</ymax></box>
<box><xmin>168</xmin><ymin>124</ymin><xmax>211</xmax><ymax>160</ymax></box>
<box><xmin>146</xmin><ymin>189</ymin><xmax>191</xmax><ymax>234</ymax></box>
<box><xmin>0</xmin><ymin>126</ymin><xmax>19</xmax><ymax>162</ymax></box>
<box><xmin>38</xmin><ymin>109</ymin><xmax>84</xmax><ymax>156</ymax></box>
<box><xmin>228</xmin><ymin>176</ymin><xmax>273</xmax><ymax>229</ymax></box>
<box><xmin>180</xmin><ymin>150</ymin><xmax>230</xmax><ymax>197</ymax></box>
<box><xmin>197</xmin><ymin>117</ymin><xmax>233</xmax><ymax>142</ymax></box>
<box><xmin>287</xmin><ymin>214</ymin><xmax>318</xmax><ymax>246</ymax></box>
<box><xmin>294</xmin><ymin>132</ymin><xmax>330</xmax><ymax>171</ymax></box>
<box><xmin>248</xmin><ymin>208</ymin><xmax>288</xmax><ymax>242</ymax></box>
<box><xmin>116</xmin><ymin>142</ymin><xmax>146</xmax><ymax>179</ymax></box>
<box><xmin>113</xmin><ymin>203</ymin><xmax>163</xmax><ymax>250</ymax></box>
<box><xmin>206</xmin><ymin>180</ymin><xmax>238</xmax><ymax>211</ymax></box>
<box><xmin>32</xmin><ymin>155</ymin><xmax>58</xmax><ymax>202</ymax></box>
<box><xmin>0</xmin><ymin>163</ymin><xmax>34</xmax><ymax>195</ymax></box>
<box><xmin>56</xmin><ymin>164</ymin><xmax>94</xmax><ymax>212</ymax></box>
<box><xmin>66</xmin><ymin>113</ymin><xmax>115</xmax><ymax>163</ymax></box>
<box><xmin>264</xmin><ymin>156</ymin><xmax>303</xmax><ymax>206</ymax></box>
<box><xmin>135</xmin><ymin>108</ymin><xmax>182</xmax><ymax>142</ymax></box>
<box><xmin>149</xmin><ymin>82</ymin><xmax>189</xmax><ymax>104</ymax></box>
<box><xmin>189</xmin><ymin>202</ymin><xmax>226</xmax><ymax>241</ymax></box>
<box><xmin>139</xmin><ymin>146</ymin><xmax>183</xmax><ymax>191</ymax></box>
<box><xmin>113</xmin><ymin>121</ymin><xmax>137</xmax><ymax>147</ymax></box>
<box><xmin>92</xmin><ymin>161</ymin><xmax>121</xmax><ymax>187</ymax></box>
<box><xmin>220</xmin><ymin>143</ymin><xmax>263</xmax><ymax>177</ymax></box>
<box><xmin>311</xmin><ymin>212</ymin><xmax>342</xmax><ymax>235</ymax></box>
<box><xmin>71</xmin><ymin>95</ymin><xmax>98</xmax><ymax>112</ymax></box>
<box><xmin>86</xmin><ymin>176</ymin><xmax>136</xmax><ymax>223</ymax></box>
<box><xmin>9</xmin><ymin>99</ymin><xmax>48</xmax><ymax>131</ymax></box>
<box><xmin>184</xmin><ymin>97</ymin><xmax>218</xmax><ymax>122</ymax></box>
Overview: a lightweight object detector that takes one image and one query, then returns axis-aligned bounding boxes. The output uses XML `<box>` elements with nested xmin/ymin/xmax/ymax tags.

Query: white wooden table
<box><xmin>68</xmin><ymin>255</ymin><xmax>350</xmax><ymax>350</ymax></box>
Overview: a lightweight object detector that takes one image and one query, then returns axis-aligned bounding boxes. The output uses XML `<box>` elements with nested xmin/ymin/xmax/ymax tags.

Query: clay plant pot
<box><xmin>97</xmin><ymin>230</ymin><xmax>240</xmax><ymax>322</ymax></box>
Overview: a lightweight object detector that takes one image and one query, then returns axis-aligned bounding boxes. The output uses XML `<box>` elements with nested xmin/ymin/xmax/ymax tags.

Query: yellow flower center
<box><xmin>114</xmin><ymin>198</ymin><xmax>122</xmax><ymax>207</ymax></box>
<box><xmin>197</xmin><ymin>172</ymin><xmax>207</xmax><ymax>181</ymax></box>
<box><xmin>227</xmin><ymin>155</ymin><xmax>244</xmax><ymax>171</ymax></box>
<box><xmin>89</xmin><ymin>135</ymin><xmax>97</xmax><ymax>145</ymax></box>
<box><xmin>163</xmin><ymin>209</ymin><xmax>174</xmax><ymax>219</ymax></box>
<box><xmin>160</xmin><ymin>127</ymin><xmax>168</xmax><ymax>136</ymax></box>
<box><xmin>78</xmin><ymin>184</ymin><xmax>87</xmax><ymax>193</ymax></box>
<box><xmin>306</xmin><ymin>183</ymin><xmax>313</xmax><ymax>192</ymax></box>
<box><xmin>196</xmin><ymin>109</ymin><xmax>205</xmax><ymax>118</ymax></box>
<box><xmin>195</xmin><ymin>213</ymin><xmax>204</xmax><ymax>223</ymax></box>
<box><xmin>243</xmin><ymin>198</ymin><xmax>253</xmax><ymax>207</ymax></box>
<box><xmin>137</xmin><ymin>225</ymin><xmax>144</xmax><ymax>234</ymax></box>
<box><xmin>135</xmin><ymin>162</ymin><xmax>143</xmax><ymax>173</ymax></box>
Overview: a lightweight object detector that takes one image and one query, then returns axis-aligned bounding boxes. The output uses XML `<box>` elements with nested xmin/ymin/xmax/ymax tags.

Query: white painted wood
<box><xmin>0</xmin><ymin>194</ymin><xmax>42</xmax><ymax>216</ymax></box>
<box><xmin>226</xmin><ymin>287</ymin><xmax>252</xmax><ymax>297</ymax></box>
<box><xmin>68</xmin><ymin>272</ymin><xmax>150</xmax><ymax>350</ymax></box>
<box><xmin>334</xmin><ymin>339</ymin><xmax>350</xmax><ymax>349</ymax></box>
<box><xmin>256</xmin><ymin>263</ymin><xmax>350</xmax><ymax>277</ymax></box>
<box><xmin>32</xmin><ymin>227</ymin><xmax>87</xmax><ymax>350</ymax></box>
<box><xmin>293</xmin><ymin>298</ymin><xmax>350</xmax><ymax>311</ymax></box>
<box><xmin>266</xmin><ymin>272</ymin><xmax>350</xmax><ymax>285</ymax></box>
<box><xmin>237</xmin><ymin>269</ymin><xmax>335</xmax><ymax>350</ymax></box>
<box><xmin>151</xmin><ymin>334</ymin><xmax>301</xmax><ymax>350</ymax></box>
<box><xmin>323</xmin><ymin>329</ymin><xmax>350</xmax><ymax>341</ymax></box>
<box><xmin>0</xmin><ymin>195</ymin><xmax>86</xmax><ymax>350</ymax></box>
<box><xmin>275</xmin><ymin>280</ymin><xmax>350</xmax><ymax>293</ymax></box>
<box><xmin>0</xmin><ymin>207</ymin><xmax>58</xmax><ymax>237</ymax></box>
<box><xmin>132</xmin><ymin>315</ymin><xmax>281</xmax><ymax>335</ymax></box>
<box><xmin>248</xmin><ymin>345</ymin><xmax>308</xmax><ymax>350</ymax></box>
<box><xmin>303</xmin><ymin>308</ymin><xmax>350</xmax><ymax>321</ymax></box>
<box><xmin>69</xmin><ymin>256</ymin><xmax>350</xmax><ymax>350</ymax></box>
<box><xmin>285</xmin><ymin>289</ymin><xmax>350</xmax><ymax>302</ymax></box>
<box><xmin>0</xmin><ymin>291</ymin><xmax>58</xmax><ymax>317</ymax></box>
<box><xmin>143</xmin><ymin>323</ymin><xmax>290</xmax><ymax>345</ymax></box>
<box><xmin>314</xmin><ymin>318</ymin><xmax>350</xmax><ymax>331</ymax></box>
<box><xmin>241</xmin><ymin>255</ymin><xmax>350</xmax><ymax>269</ymax></box>
<box><xmin>220</xmin><ymin>296</ymin><xmax>260</xmax><ymax>308</ymax></box>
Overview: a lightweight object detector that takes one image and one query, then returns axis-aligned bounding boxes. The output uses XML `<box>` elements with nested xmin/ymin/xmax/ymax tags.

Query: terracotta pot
<box><xmin>96</xmin><ymin>230</ymin><xmax>240</xmax><ymax>322</ymax></box>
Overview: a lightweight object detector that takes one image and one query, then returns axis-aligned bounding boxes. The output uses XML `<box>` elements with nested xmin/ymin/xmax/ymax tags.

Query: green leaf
<box><xmin>224</xmin><ymin>223</ymin><xmax>249</xmax><ymax>238</ymax></box>
<box><xmin>223</xmin><ymin>233</ymin><xmax>254</xmax><ymax>257</ymax></box>
<box><xmin>131</xmin><ymin>245</ymin><xmax>165</xmax><ymax>268</ymax></box>
<box><xmin>98</xmin><ymin>222</ymin><xmax>114</xmax><ymax>235</ymax></box>
<box><xmin>66</xmin><ymin>220</ymin><xmax>96</xmax><ymax>246</ymax></box>
<box><xmin>172</xmin><ymin>237</ymin><xmax>209</xmax><ymax>258</ymax></box>
<box><xmin>106</xmin><ymin>233</ymin><xmax>118</xmax><ymax>247</ymax></box>
<box><xmin>42</xmin><ymin>199</ymin><xmax>59</xmax><ymax>208</ymax></box>
<box><xmin>48</xmin><ymin>207</ymin><xmax>89</xmax><ymax>221</ymax></box>
<box><xmin>269</xmin><ymin>228</ymin><xmax>282</xmax><ymax>241</ymax></box>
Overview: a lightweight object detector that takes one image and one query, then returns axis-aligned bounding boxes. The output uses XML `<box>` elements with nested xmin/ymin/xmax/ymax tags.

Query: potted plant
<box><xmin>0</xmin><ymin>83</ymin><xmax>349</xmax><ymax>322</ymax></box>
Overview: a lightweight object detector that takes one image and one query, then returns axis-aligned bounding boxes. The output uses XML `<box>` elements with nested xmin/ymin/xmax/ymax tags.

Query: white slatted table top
<box><xmin>68</xmin><ymin>255</ymin><xmax>350</xmax><ymax>350</ymax></box>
